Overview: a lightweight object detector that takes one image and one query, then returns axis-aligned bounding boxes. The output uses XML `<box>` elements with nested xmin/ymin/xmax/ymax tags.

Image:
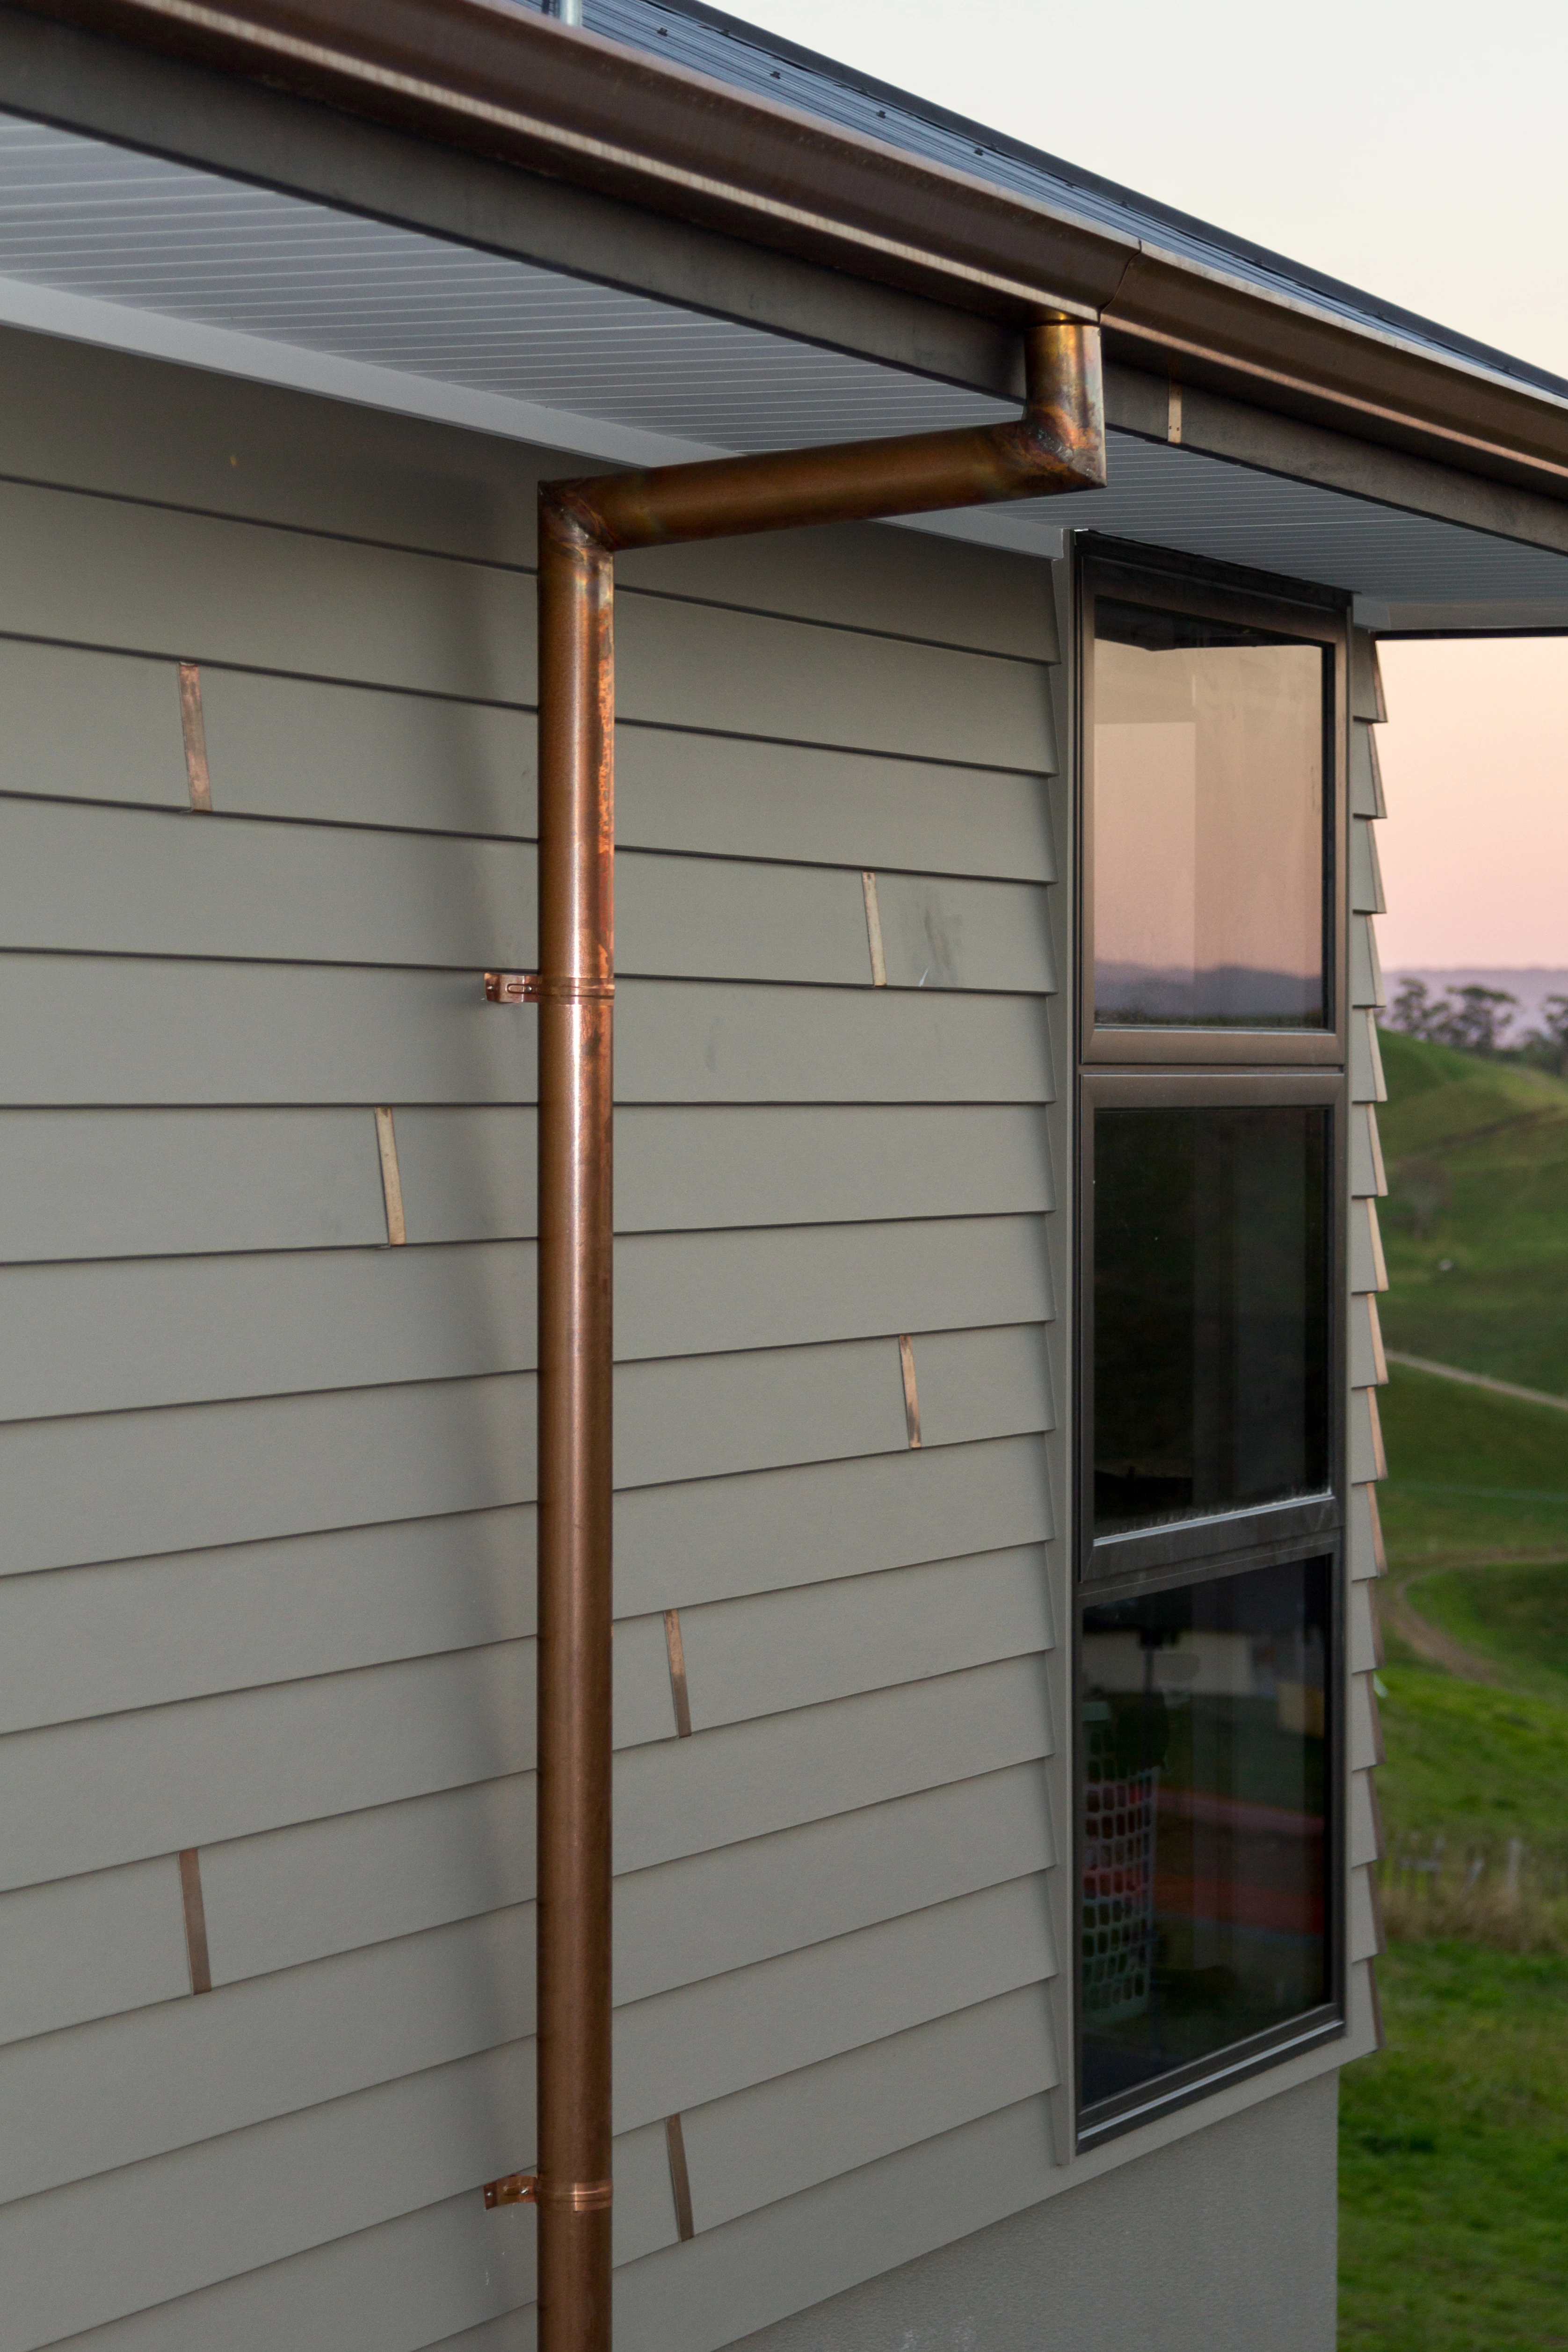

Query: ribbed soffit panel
<box><xmin>0</xmin><ymin>114</ymin><xmax>1563</xmax><ymax>626</ymax></box>
<box><xmin>0</xmin><ymin>117</ymin><xmax>1006</xmax><ymax>447</ymax></box>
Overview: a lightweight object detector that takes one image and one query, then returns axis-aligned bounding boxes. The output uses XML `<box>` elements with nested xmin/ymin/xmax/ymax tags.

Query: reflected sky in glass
<box><xmin>1094</xmin><ymin>601</ymin><xmax>1327</xmax><ymax>1029</ymax></box>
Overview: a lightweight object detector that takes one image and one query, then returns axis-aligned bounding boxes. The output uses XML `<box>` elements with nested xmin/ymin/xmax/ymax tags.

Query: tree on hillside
<box><xmin>1518</xmin><ymin>993</ymin><xmax>1568</xmax><ymax>1077</ymax></box>
<box><xmin>1386</xmin><ymin>979</ymin><xmax>1519</xmax><ymax>1055</ymax></box>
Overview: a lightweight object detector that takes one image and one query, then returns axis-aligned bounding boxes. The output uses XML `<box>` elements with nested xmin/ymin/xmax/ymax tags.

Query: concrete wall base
<box><xmin>719</xmin><ymin>2075</ymin><xmax>1339</xmax><ymax>2352</ymax></box>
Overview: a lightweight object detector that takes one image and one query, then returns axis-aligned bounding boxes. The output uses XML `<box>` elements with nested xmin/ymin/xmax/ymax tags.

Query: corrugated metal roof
<box><xmin>583</xmin><ymin>0</ymin><xmax>1568</xmax><ymax>409</ymax></box>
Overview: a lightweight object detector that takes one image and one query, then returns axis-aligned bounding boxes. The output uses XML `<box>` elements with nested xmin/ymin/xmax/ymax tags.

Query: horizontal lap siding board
<box><xmin>1346</xmin><ymin>638</ymin><xmax>1390</xmax><ymax>2017</ymax></box>
<box><xmin>0</xmin><ymin>333</ymin><xmax>1064</xmax><ymax>2352</ymax></box>
<box><xmin>0</xmin><ymin>1103</ymin><xmax>1053</xmax><ymax>1260</ymax></box>
<box><xmin>0</xmin><ymin>1217</ymin><xmax>1051</xmax><ymax>1420</ymax></box>
<box><xmin>0</xmin><ymin>964</ymin><xmax>1050</xmax><ymax>1104</ymax></box>
<box><xmin>0</xmin><ymin>1876</ymin><xmax>1053</xmax><ymax>2206</ymax></box>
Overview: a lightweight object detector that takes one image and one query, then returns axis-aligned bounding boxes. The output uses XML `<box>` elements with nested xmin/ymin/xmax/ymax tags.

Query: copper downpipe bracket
<box><xmin>486</xmin><ymin>972</ymin><xmax>617</xmax><ymax>1003</ymax></box>
<box><xmin>484</xmin><ymin>2172</ymin><xmax>540</xmax><ymax>2208</ymax></box>
<box><xmin>525</xmin><ymin>320</ymin><xmax>1105</xmax><ymax>2352</ymax></box>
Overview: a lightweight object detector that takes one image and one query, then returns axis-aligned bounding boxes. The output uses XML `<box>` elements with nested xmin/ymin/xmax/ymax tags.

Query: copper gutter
<box><xmin>506</xmin><ymin>319</ymin><xmax>1102</xmax><ymax>2352</ymax></box>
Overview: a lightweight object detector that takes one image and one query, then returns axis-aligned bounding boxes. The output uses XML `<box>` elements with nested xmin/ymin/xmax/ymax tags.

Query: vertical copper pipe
<box><xmin>529</xmin><ymin>320</ymin><xmax>1105</xmax><ymax>2352</ymax></box>
<box><xmin>535</xmin><ymin>499</ymin><xmax>616</xmax><ymax>2352</ymax></box>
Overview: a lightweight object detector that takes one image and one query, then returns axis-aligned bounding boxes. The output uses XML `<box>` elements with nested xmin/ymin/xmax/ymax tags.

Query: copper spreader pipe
<box><xmin>530</xmin><ymin>319</ymin><xmax>1105</xmax><ymax>2352</ymax></box>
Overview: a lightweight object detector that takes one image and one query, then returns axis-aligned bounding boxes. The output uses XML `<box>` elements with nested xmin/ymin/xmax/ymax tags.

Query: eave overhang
<box><xmin>10</xmin><ymin>0</ymin><xmax>1568</xmax><ymax>511</ymax></box>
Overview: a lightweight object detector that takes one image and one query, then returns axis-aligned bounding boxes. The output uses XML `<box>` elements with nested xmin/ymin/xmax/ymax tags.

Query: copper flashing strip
<box><xmin>177</xmin><ymin>661</ymin><xmax>211</xmax><ymax>812</ymax></box>
<box><xmin>897</xmin><ymin>1334</ymin><xmax>922</xmax><ymax>1449</ymax></box>
<box><xmin>663</xmin><ymin>1609</ymin><xmax>692</xmax><ymax>1739</ymax></box>
<box><xmin>664</xmin><ymin>2115</ymin><xmax>695</xmax><ymax>2243</ymax></box>
<box><xmin>374</xmin><ymin>1106</ymin><xmax>407</xmax><ymax>1246</ymax></box>
<box><xmin>860</xmin><ymin>871</ymin><xmax>887</xmax><ymax>987</ymax></box>
<box><xmin>177</xmin><ymin>1847</ymin><xmax>212</xmax><ymax>1994</ymax></box>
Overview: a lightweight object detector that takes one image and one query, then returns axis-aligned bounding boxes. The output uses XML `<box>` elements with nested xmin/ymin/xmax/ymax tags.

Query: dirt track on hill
<box><xmin>1379</xmin><ymin>1568</ymin><xmax>1501</xmax><ymax>1683</ymax></box>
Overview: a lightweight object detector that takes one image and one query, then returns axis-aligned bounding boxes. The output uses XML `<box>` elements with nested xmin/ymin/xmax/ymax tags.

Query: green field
<box><xmin>1379</xmin><ymin>1360</ymin><xmax>1568</xmax><ymax>1568</ymax></box>
<box><xmin>1339</xmin><ymin>1945</ymin><xmax>1568</xmax><ymax>2351</ymax></box>
<box><xmin>1379</xmin><ymin>1026</ymin><xmax>1568</xmax><ymax>1393</ymax></box>
<box><xmin>1338</xmin><ymin>1031</ymin><xmax>1568</xmax><ymax>2345</ymax></box>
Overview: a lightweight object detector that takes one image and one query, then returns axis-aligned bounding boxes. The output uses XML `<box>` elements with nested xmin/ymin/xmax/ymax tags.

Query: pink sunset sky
<box><xmin>745</xmin><ymin>0</ymin><xmax>1568</xmax><ymax>972</ymax></box>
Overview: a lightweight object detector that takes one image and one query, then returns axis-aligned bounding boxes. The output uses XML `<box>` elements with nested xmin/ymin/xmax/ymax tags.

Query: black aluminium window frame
<box><xmin>1079</xmin><ymin>541</ymin><xmax>1350</xmax><ymax>1071</ymax></box>
<box><xmin>1071</xmin><ymin>537</ymin><xmax>1352</xmax><ymax>2150</ymax></box>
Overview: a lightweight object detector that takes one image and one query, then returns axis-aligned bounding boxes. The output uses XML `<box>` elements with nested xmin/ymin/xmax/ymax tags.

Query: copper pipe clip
<box><xmin>483</xmin><ymin>2171</ymin><xmax>539</xmax><ymax>2208</ymax></box>
<box><xmin>484</xmin><ymin>972</ymin><xmax>616</xmax><ymax>1004</ymax></box>
<box><xmin>539</xmin><ymin>2178</ymin><xmax>614</xmax><ymax>2212</ymax></box>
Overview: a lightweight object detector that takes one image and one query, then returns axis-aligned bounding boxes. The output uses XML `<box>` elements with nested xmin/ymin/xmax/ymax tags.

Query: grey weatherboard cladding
<box><xmin>0</xmin><ymin>319</ymin><xmax>1074</xmax><ymax>2352</ymax></box>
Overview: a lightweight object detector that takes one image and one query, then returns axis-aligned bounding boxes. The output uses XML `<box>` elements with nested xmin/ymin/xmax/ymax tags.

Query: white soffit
<box><xmin>0</xmin><ymin>113</ymin><xmax>1565</xmax><ymax>629</ymax></box>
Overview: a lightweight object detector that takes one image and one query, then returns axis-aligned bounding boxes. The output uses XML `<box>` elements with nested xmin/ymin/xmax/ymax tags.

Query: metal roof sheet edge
<box><xmin>616</xmin><ymin>0</ymin><xmax>1568</xmax><ymax>408</ymax></box>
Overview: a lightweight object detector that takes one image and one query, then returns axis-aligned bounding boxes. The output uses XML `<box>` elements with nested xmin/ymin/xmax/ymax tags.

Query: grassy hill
<box><xmin>1378</xmin><ymin>1027</ymin><xmax>1568</xmax><ymax>1394</ymax></box>
<box><xmin>1338</xmin><ymin>1030</ymin><xmax>1568</xmax><ymax>2348</ymax></box>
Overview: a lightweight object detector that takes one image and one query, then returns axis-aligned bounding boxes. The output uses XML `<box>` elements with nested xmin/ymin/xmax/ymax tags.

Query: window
<box><xmin>1081</xmin><ymin>1554</ymin><xmax>1333</xmax><ymax>2120</ymax></box>
<box><xmin>1081</xmin><ymin>559</ymin><xmax>1343</xmax><ymax>1067</ymax></box>
<box><xmin>1076</xmin><ymin>551</ymin><xmax>1347</xmax><ymax>2146</ymax></box>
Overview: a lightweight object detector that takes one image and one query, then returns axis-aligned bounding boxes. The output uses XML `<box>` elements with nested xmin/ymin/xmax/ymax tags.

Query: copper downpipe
<box><xmin>530</xmin><ymin>319</ymin><xmax>1105</xmax><ymax>2352</ymax></box>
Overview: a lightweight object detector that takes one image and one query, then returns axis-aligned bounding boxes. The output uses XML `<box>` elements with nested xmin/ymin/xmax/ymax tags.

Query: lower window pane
<box><xmin>1080</xmin><ymin>1554</ymin><xmax>1331</xmax><ymax>2117</ymax></box>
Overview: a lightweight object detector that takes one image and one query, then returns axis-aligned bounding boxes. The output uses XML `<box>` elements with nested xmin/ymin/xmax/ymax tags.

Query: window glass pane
<box><xmin>1094</xmin><ymin>1105</ymin><xmax>1328</xmax><ymax>1539</ymax></box>
<box><xmin>1080</xmin><ymin>1554</ymin><xmax>1331</xmax><ymax>2115</ymax></box>
<box><xmin>1093</xmin><ymin>599</ymin><xmax>1328</xmax><ymax>1029</ymax></box>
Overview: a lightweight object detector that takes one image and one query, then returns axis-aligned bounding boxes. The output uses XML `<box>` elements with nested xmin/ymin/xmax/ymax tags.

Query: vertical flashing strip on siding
<box><xmin>897</xmin><ymin>1334</ymin><xmax>922</xmax><ymax>1448</ymax></box>
<box><xmin>664</xmin><ymin>2114</ymin><xmax>696</xmax><ymax>2242</ymax></box>
<box><xmin>663</xmin><ymin>1608</ymin><xmax>693</xmax><ymax>1738</ymax></box>
<box><xmin>177</xmin><ymin>663</ymin><xmax>213</xmax><ymax>813</ymax></box>
<box><xmin>861</xmin><ymin>871</ymin><xmax>887</xmax><ymax>986</ymax></box>
<box><xmin>178</xmin><ymin>1848</ymin><xmax>213</xmax><ymax>1995</ymax></box>
<box><xmin>374</xmin><ymin>1107</ymin><xmax>408</xmax><ymax>1246</ymax></box>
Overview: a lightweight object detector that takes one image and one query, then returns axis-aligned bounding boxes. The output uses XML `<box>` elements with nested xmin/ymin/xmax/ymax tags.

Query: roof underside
<box><xmin>0</xmin><ymin>103</ymin><xmax>1564</xmax><ymax>632</ymax></box>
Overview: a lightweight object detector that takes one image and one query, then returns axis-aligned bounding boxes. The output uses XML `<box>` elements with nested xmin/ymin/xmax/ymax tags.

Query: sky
<box><xmin>740</xmin><ymin>0</ymin><xmax>1568</xmax><ymax>967</ymax></box>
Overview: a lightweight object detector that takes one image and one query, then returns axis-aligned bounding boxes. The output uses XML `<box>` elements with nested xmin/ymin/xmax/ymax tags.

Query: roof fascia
<box><xmin>3</xmin><ymin>0</ymin><xmax>1568</xmax><ymax>522</ymax></box>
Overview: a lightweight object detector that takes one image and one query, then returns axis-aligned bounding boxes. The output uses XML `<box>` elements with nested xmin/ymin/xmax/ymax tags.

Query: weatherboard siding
<box><xmin>0</xmin><ymin>330</ymin><xmax>1066</xmax><ymax>2352</ymax></box>
<box><xmin>1346</xmin><ymin>632</ymin><xmax>1391</xmax><ymax>2026</ymax></box>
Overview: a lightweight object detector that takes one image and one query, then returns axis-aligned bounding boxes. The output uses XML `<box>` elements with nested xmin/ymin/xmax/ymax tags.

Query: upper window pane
<box><xmin>1094</xmin><ymin>1105</ymin><xmax>1330</xmax><ymax>1540</ymax></box>
<box><xmin>1093</xmin><ymin>599</ymin><xmax>1328</xmax><ymax>1030</ymax></box>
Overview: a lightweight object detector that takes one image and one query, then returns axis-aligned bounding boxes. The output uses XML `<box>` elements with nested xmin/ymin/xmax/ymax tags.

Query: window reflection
<box><xmin>1093</xmin><ymin>599</ymin><xmax>1328</xmax><ymax>1029</ymax></box>
<box><xmin>1094</xmin><ymin>1105</ymin><xmax>1329</xmax><ymax>1537</ymax></box>
<box><xmin>1080</xmin><ymin>1555</ymin><xmax>1331</xmax><ymax>2115</ymax></box>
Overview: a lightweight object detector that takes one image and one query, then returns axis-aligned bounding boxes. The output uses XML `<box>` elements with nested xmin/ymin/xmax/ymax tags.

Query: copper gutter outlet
<box><xmin>512</xmin><ymin>318</ymin><xmax>1103</xmax><ymax>2352</ymax></box>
